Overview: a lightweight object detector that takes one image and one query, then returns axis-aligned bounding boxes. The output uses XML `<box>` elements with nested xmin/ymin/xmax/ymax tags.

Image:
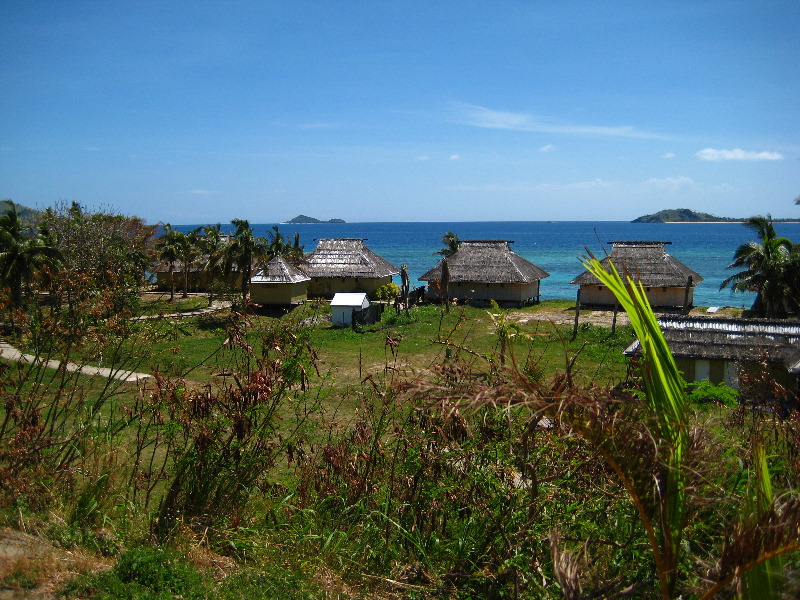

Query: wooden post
<box><xmin>611</xmin><ymin>303</ymin><xmax>618</xmax><ymax>335</ymax></box>
<box><xmin>683</xmin><ymin>275</ymin><xmax>693</xmax><ymax>313</ymax></box>
<box><xmin>572</xmin><ymin>289</ymin><xmax>581</xmax><ymax>341</ymax></box>
<box><xmin>442</xmin><ymin>258</ymin><xmax>450</xmax><ymax>313</ymax></box>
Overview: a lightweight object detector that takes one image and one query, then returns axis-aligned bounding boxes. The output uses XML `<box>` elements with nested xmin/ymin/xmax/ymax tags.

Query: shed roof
<box><xmin>303</xmin><ymin>239</ymin><xmax>400</xmax><ymax>278</ymax></box>
<box><xmin>624</xmin><ymin>315</ymin><xmax>800</xmax><ymax>373</ymax></box>
<box><xmin>571</xmin><ymin>241</ymin><xmax>703</xmax><ymax>287</ymax></box>
<box><xmin>419</xmin><ymin>240</ymin><xmax>550</xmax><ymax>284</ymax></box>
<box><xmin>330</xmin><ymin>292</ymin><xmax>370</xmax><ymax>308</ymax></box>
<box><xmin>251</xmin><ymin>256</ymin><xmax>310</xmax><ymax>284</ymax></box>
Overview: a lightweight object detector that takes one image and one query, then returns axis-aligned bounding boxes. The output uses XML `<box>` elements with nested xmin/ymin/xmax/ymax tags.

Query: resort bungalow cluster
<box><xmin>155</xmin><ymin>237</ymin><xmax>703</xmax><ymax>310</ymax></box>
<box><xmin>153</xmin><ymin>235</ymin><xmax>800</xmax><ymax>401</ymax></box>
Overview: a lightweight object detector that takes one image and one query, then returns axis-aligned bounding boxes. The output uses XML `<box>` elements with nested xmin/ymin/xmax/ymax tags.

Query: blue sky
<box><xmin>2</xmin><ymin>1</ymin><xmax>798</xmax><ymax>224</ymax></box>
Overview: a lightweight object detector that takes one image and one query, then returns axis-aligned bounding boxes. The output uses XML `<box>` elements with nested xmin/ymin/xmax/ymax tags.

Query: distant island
<box><xmin>284</xmin><ymin>214</ymin><xmax>345</xmax><ymax>224</ymax></box>
<box><xmin>633</xmin><ymin>208</ymin><xmax>800</xmax><ymax>223</ymax></box>
<box><xmin>632</xmin><ymin>208</ymin><xmax>737</xmax><ymax>223</ymax></box>
<box><xmin>1</xmin><ymin>200</ymin><xmax>41</xmax><ymax>224</ymax></box>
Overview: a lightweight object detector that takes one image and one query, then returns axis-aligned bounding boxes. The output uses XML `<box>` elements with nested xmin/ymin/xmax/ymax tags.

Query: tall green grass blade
<box><xmin>741</xmin><ymin>442</ymin><xmax>782</xmax><ymax>600</ymax></box>
<box><xmin>584</xmin><ymin>257</ymin><xmax>688</xmax><ymax>599</ymax></box>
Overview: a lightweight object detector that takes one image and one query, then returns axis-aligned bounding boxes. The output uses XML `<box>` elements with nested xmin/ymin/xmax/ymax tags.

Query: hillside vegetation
<box><xmin>632</xmin><ymin>208</ymin><xmax>738</xmax><ymax>223</ymax></box>
<box><xmin>633</xmin><ymin>208</ymin><xmax>800</xmax><ymax>223</ymax></box>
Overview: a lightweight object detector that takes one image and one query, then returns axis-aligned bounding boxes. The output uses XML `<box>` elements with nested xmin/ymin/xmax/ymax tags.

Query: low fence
<box><xmin>352</xmin><ymin>304</ymin><xmax>385</xmax><ymax>327</ymax></box>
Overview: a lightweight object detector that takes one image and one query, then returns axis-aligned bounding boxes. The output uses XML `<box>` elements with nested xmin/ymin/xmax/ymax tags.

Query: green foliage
<box><xmin>5</xmin><ymin>254</ymin><xmax>800</xmax><ymax>600</ymax></box>
<box><xmin>436</xmin><ymin>231</ymin><xmax>461</xmax><ymax>257</ymax></box>
<box><xmin>576</xmin><ymin>257</ymin><xmax>690</xmax><ymax>598</ymax></box>
<box><xmin>39</xmin><ymin>201</ymin><xmax>155</xmax><ymax>315</ymax></box>
<box><xmin>720</xmin><ymin>214</ymin><xmax>800</xmax><ymax>317</ymax></box>
<box><xmin>0</xmin><ymin>199</ymin><xmax>61</xmax><ymax>311</ymax></box>
<box><xmin>687</xmin><ymin>379</ymin><xmax>739</xmax><ymax>407</ymax></box>
<box><xmin>62</xmin><ymin>547</ymin><xmax>206</xmax><ymax>599</ymax></box>
<box><xmin>216</xmin><ymin>566</ymin><xmax>322</xmax><ymax>599</ymax></box>
<box><xmin>373</xmin><ymin>282</ymin><xmax>399</xmax><ymax>300</ymax></box>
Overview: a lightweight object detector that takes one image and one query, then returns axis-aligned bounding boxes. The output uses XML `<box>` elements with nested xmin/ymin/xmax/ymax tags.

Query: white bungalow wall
<box><xmin>250</xmin><ymin>282</ymin><xmax>308</xmax><ymax>305</ymax></box>
<box><xmin>308</xmin><ymin>276</ymin><xmax>392</xmax><ymax>299</ymax></box>
<box><xmin>427</xmin><ymin>281</ymin><xmax>540</xmax><ymax>306</ymax></box>
<box><xmin>579</xmin><ymin>285</ymin><xmax>693</xmax><ymax>308</ymax></box>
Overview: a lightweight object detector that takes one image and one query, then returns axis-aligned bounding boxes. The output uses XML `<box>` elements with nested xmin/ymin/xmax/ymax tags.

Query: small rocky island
<box><xmin>284</xmin><ymin>214</ymin><xmax>346</xmax><ymax>224</ymax></box>
<box><xmin>633</xmin><ymin>209</ymin><xmax>800</xmax><ymax>223</ymax></box>
<box><xmin>632</xmin><ymin>208</ymin><xmax>738</xmax><ymax>223</ymax></box>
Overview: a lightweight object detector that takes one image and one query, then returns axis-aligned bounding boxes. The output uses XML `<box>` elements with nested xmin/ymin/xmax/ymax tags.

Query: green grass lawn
<box><xmin>135</xmin><ymin>294</ymin><xmax>211</xmax><ymax>316</ymax></box>
<box><xmin>101</xmin><ymin>300</ymin><xmax>634</xmax><ymax>391</ymax></box>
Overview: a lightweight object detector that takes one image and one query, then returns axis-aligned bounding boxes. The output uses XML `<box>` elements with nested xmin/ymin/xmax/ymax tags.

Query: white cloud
<box><xmin>452</xmin><ymin>102</ymin><xmax>666</xmax><ymax>140</ymax></box>
<box><xmin>539</xmin><ymin>144</ymin><xmax>556</xmax><ymax>153</ymax></box>
<box><xmin>662</xmin><ymin>152</ymin><xmax>676</xmax><ymax>159</ymax></box>
<box><xmin>448</xmin><ymin>154</ymin><xmax>461</xmax><ymax>160</ymax></box>
<box><xmin>695</xmin><ymin>148</ymin><xmax>784</xmax><ymax>161</ymax></box>
<box><xmin>415</xmin><ymin>155</ymin><xmax>429</xmax><ymax>161</ymax></box>
<box><xmin>189</xmin><ymin>189</ymin><xmax>220</xmax><ymax>195</ymax></box>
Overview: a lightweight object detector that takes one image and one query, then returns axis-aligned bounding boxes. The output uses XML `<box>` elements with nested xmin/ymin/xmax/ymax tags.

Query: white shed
<box><xmin>330</xmin><ymin>292</ymin><xmax>370</xmax><ymax>327</ymax></box>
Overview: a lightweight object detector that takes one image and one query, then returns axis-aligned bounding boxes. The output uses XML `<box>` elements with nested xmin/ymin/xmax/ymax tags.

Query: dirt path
<box><xmin>0</xmin><ymin>341</ymin><xmax>152</xmax><ymax>382</ymax></box>
<box><xmin>132</xmin><ymin>298</ymin><xmax>231</xmax><ymax>321</ymax></box>
<box><xmin>510</xmin><ymin>308</ymin><xmax>631</xmax><ymax>328</ymax></box>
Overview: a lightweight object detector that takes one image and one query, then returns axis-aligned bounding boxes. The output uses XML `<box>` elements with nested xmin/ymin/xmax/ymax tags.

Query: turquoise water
<box><xmin>177</xmin><ymin>221</ymin><xmax>800</xmax><ymax>308</ymax></box>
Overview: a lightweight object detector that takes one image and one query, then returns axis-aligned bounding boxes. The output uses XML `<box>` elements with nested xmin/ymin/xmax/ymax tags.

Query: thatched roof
<box><xmin>303</xmin><ymin>238</ymin><xmax>400</xmax><ymax>279</ymax></box>
<box><xmin>251</xmin><ymin>256</ymin><xmax>310</xmax><ymax>284</ymax></box>
<box><xmin>419</xmin><ymin>240</ymin><xmax>550</xmax><ymax>284</ymax></box>
<box><xmin>152</xmin><ymin>258</ymin><xmax>207</xmax><ymax>274</ymax></box>
<box><xmin>571</xmin><ymin>241</ymin><xmax>703</xmax><ymax>287</ymax></box>
<box><xmin>624</xmin><ymin>315</ymin><xmax>800</xmax><ymax>372</ymax></box>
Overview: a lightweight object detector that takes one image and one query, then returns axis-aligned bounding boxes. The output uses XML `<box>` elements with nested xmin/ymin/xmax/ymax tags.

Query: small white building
<box><xmin>330</xmin><ymin>292</ymin><xmax>370</xmax><ymax>327</ymax></box>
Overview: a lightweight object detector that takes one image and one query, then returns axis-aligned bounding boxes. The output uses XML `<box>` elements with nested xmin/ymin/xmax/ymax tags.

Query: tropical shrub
<box><xmin>62</xmin><ymin>547</ymin><xmax>207</xmax><ymax>599</ymax></box>
<box><xmin>687</xmin><ymin>379</ymin><xmax>739</xmax><ymax>407</ymax></box>
<box><xmin>373</xmin><ymin>282</ymin><xmax>399</xmax><ymax>300</ymax></box>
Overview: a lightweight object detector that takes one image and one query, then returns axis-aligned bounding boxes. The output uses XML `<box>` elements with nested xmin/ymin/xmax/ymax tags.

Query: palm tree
<box><xmin>436</xmin><ymin>231</ymin><xmax>461</xmax><ymax>257</ymax></box>
<box><xmin>200</xmin><ymin>223</ymin><xmax>226</xmax><ymax>306</ymax></box>
<box><xmin>487</xmin><ymin>300</ymin><xmax>527</xmax><ymax>365</ymax></box>
<box><xmin>720</xmin><ymin>215</ymin><xmax>799</xmax><ymax>317</ymax></box>
<box><xmin>266</xmin><ymin>226</ymin><xmax>304</xmax><ymax>262</ymax></box>
<box><xmin>178</xmin><ymin>228</ymin><xmax>202</xmax><ymax>299</ymax></box>
<box><xmin>224</xmin><ymin>219</ymin><xmax>266</xmax><ymax>304</ymax></box>
<box><xmin>0</xmin><ymin>199</ymin><xmax>61</xmax><ymax>311</ymax></box>
<box><xmin>156</xmin><ymin>224</ymin><xmax>183</xmax><ymax>303</ymax></box>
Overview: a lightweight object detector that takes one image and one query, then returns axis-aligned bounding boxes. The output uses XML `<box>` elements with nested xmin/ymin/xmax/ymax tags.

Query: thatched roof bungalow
<box><xmin>419</xmin><ymin>240</ymin><xmax>550</xmax><ymax>307</ymax></box>
<box><xmin>571</xmin><ymin>241</ymin><xmax>702</xmax><ymax>309</ymax></box>
<box><xmin>154</xmin><ymin>258</ymin><xmax>211</xmax><ymax>293</ymax></box>
<box><xmin>302</xmin><ymin>238</ymin><xmax>400</xmax><ymax>298</ymax></box>
<box><xmin>250</xmin><ymin>256</ymin><xmax>310</xmax><ymax>305</ymax></box>
<box><xmin>624</xmin><ymin>315</ymin><xmax>800</xmax><ymax>403</ymax></box>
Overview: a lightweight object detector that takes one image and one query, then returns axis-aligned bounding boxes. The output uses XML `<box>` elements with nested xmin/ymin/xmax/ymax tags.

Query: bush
<box><xmin>373</xmin><ymin>282</ymin><xmax>399</xmax><ymax>300</ymax></box>
<box><xmin>687</xmin><ymin>379</ymin><xmax>739</xmax><ymax>406</ymax></box>
<box><xmin>62</xmin><ymin>547</ymin><xmax>206</xmax><ymax>599</ymax></box>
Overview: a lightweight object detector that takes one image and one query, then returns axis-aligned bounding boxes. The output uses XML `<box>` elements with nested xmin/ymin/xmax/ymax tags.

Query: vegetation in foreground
<box><xmin>0</xmin><ymin>201</ymin><xmax>799</xmax><ymax>598</ymax></box>
<box><xmin>1</xmin><ymin>282</ymin><xmax>799</xmax><ymax>599</ymax></box>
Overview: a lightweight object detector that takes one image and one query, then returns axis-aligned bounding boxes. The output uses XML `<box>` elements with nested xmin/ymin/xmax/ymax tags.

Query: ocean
<box><xmin>176</xmin><ymin>221</ymin><xmax>800</xmax><ymax>309</ymax></box>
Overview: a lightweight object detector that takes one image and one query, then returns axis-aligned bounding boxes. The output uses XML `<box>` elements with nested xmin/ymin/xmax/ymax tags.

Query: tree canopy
<box><xmin>720</xmin><ymin>215</ymin><xmax>800</xmax><ymax>317</ymax></box>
